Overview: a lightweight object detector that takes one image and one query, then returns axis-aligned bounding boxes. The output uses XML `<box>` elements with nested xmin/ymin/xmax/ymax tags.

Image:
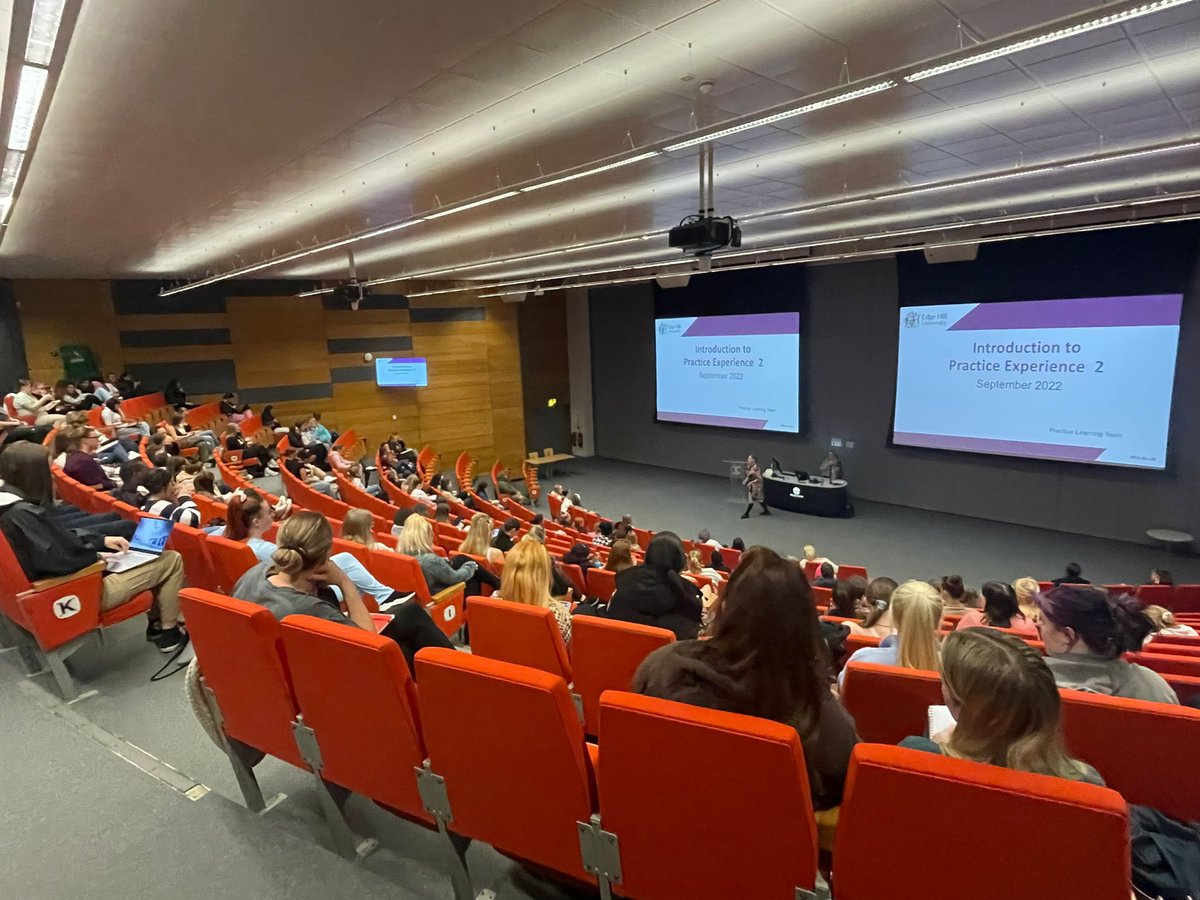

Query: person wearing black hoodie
<box><xmin>0</xmin><ymin>443</ymin><xmax>187</xmax><ymax>652</ymax></box>
<box><xmin>608</xmin><ymin>531</ymin><xmax>704</xmax><ymax>640</ymax></box>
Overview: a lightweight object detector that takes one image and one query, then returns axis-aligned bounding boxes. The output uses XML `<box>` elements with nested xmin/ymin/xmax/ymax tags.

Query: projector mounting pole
<box><xmin>696</xmin><ymin>80</ymin><xmax>715</xmax><ymax>218</ymax></box>
<box><xmin>346</xmin><ymin>247</ymin><xmax>357</xmax><ymax>281</ymax></box>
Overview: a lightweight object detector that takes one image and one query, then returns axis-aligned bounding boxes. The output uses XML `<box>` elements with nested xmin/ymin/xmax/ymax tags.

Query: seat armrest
<box><xmin>29</xmin><ymin>560</ymin><xmax>105</xmax><ymax>591</ymax></box>
<box><xmin>427</xmin><ymin>583</ymin><xmax>465</xmax><ymax>637</ymax></box>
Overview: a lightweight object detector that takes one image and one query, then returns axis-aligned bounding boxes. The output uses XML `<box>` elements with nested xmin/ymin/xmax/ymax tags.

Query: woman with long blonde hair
<box><xmin>398</xmin><ymin>513</ymin><xmax>499</xmax><ymax>598</ymax></box>
<box><xmin>458</xmin><ymin>513</ymin><xmax>505</xmax><ymax>566</ymax></box>
<box><xmin>1012</xmin><ymin>576</ymin><xmax>1040</xmax><ymax>623</ymax></box>
<box><xmin>498</xmin><ymin>538</ymin><xmax>572</xmax><ymax>644</ymax></box>
<box><xmin>900</xmin><ymin>629</ymin><xmax>1103</xmax><ymax>784</ymax></box>
<box><xmin>839</xmin><ymin>580</ymin><xmax>942</xmax><ymax>688</ymax></box>
<box><xmin>341</xmin><ymin>508</ymin><xmax>389</xmax><ymax>550</ymax></box>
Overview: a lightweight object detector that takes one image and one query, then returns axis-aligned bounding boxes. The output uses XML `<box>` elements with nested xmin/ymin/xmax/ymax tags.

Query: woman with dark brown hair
<box><xmin>632</xmin><ymin>546</ymin><xmax>859</xmax><ymax>810</ymax></box>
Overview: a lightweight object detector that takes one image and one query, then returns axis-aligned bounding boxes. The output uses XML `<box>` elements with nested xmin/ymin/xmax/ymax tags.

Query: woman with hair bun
<box><xmin>1036</xmin><ymin>586</ymin><xmax>1178</xmax><ymax>704</ymax></box>
<box><xmin>231</xmin><ymin>511</ymin><xmax>452</xmax><ymax>671</ymax></box>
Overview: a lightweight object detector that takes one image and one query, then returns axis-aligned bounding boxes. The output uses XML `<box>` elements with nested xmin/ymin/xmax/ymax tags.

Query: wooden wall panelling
<box><xmin>15</xmin><ymin>280</ymin><xmax>122</xmax><ymax>385</ymax></box>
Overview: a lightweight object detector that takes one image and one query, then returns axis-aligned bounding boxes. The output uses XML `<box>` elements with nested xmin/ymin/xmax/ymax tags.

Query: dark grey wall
<box><xmin>590</xmin><ymin>224</ymin><xmax>1200</xmax><ymax>545</ymax></box>
<box><xmin>0</xmin><ymin>281</ymin><xmax>28</xmax><ymax>392</ymax></box>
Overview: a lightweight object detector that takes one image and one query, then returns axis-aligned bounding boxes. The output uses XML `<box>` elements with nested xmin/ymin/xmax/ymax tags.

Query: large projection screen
<box><xmin>892</xmin><ymin>294</ymin><xmax>1183</xmax><ymax>469</ymax></box>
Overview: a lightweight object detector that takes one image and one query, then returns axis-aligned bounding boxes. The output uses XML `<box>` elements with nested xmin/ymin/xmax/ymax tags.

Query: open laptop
<box><xmin>105</xmin><ymin>516</ymin><xmax>173</xmax><ymax>574</ymax></box>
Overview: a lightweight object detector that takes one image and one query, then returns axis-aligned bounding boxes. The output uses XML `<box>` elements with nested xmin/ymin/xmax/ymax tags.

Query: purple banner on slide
<box><xmin>660</xmin><ymin>411</ymin><xmax>768</xmax><ymax>429</ymax></box>
<box><xmin>947</xmin><ymin>294</ymin><xmax>1182</xmax><ymax>331</ymax></box>
<box><xmin>893</xmin><ymin>431</ymin><xmax>1105</xmax><ymax>462</ymax></box>
<box><xmin>682</xmin><ymin>312</ymin><xmax>798</xmax><ymax>337</ymax></box>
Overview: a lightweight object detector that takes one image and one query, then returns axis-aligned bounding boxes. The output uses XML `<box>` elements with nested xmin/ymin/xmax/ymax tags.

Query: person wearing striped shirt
<box><xmin>139</xmin><ymin>467</ymin><xmax>201</xmax><ymax>527</ymax></box>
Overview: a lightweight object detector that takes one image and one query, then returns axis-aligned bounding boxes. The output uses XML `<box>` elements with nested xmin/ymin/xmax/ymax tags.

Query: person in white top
<box><xmin>12</xmin><ymin>379</ymin><xmax>62</xmax><ymax>425</ymax></box>
<box><xmin>404</xmin><ymin>474</ymin><xmax>434</xmax><ymax>505</ymax></box>
<box><xmin>697</xmin><ymin>529</ymin><xmax>722</xmax><ymax>549</ymax></box>
<box><xmin>100</xmin><ymin>398</ymin><xmax>151</xmax><ymax>437</ymax></box>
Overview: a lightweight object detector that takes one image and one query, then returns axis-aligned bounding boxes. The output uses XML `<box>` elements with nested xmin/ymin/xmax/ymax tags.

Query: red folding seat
<box><xmin>179</xmin><ymin>588</ymin><xmax>304</xmax><ymax>808</ymax></box>
<box><xmin>586</xmin><ymin>567</ymin><xmax>617</xmax><ymax>602</ymax></box>
<box><xmin>834</xmin><ymin>745</ymin><xmax>1130</xmax><ymax>900</ymax></box>
<box><xmin>839</xmin><ymin>661</ymin><xmax>943</xmax><ymax>744</ymax></box>
<box><xmin>837</xmin><ymin>564</ymin><xmax>868</xmax><ymax>581</ymax></box>
<box><xmin>467</xmin><ymin>595</ymin><xmax>572</xmax><ymax>683</ymax></box>
<box><xmin>1059</xmin><ymin>688</ymin><xmax>1200</xmax><ymax>821</ymax></box>
<box><xmin>206</xmin><ymin>535</ymin><xmax>259</xmax><ymax>594</ymax></box>
<box><xmin>0</xmin><ymin>531</ymin><xmax>152</xmax><ymax>699</ymax></box>
<box><xmin>414</xmin><ymin>648</ymin><xmax>598</xmax><ymax>896</ymax></box>
<box><xmin>1130</xmin><ymin>651</ymin><xmax>1200</xmax><ymax>677</ymax></box>
<box><xmin>594</xmin><ymin>691</ymin><xmax>822</xmax><ymax>899</ymax></box>
<box><xmin>559</xmin><ymin>562</ymin><xmax>588</xmax><ymax>597</ymax></box>
<box><xmin>570</xmin><ymin>617</ymin><xmax>674</xmax><ymax>736</ymax></box>
<box><xmin>810</xmin><ymin>585</ymin><xmax>833</xmax><ymax>606</ymax></box>
<box><xmin>170</xmin><ymin>523</ymin><xmax>221</xmax><ymax>593</ymax></box>
<box><xmin>366</xmin><ymin>548</ymin><xmax>464</xmax><ymax>637</ymax></box>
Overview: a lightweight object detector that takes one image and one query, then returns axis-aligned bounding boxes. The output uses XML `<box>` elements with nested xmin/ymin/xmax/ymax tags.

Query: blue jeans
<box><xmin>330</xmin><ymin>552</ymin><xmax>402</xmax><ymax>602</ymax></box>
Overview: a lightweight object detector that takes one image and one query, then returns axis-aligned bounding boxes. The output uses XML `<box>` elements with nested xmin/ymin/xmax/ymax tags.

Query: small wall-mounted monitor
<box><xmin>375</xmin><ymin>357</ymin><xmax>428</xmax><ymax>387</ymax></box>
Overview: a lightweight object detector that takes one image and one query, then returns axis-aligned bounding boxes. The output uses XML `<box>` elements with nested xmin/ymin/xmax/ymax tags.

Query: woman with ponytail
<box><xmin>231</xmin><ymin>511</ymin><xmax>452</xmax><ymax>671</ymax></box>
<box><xmin>901</xmin><ymin>629</ymin><xmax>1104</xmax><ymax>784</ymax></box>
<box><xmin>1036</xmin><ymin>586</ymin><xmax>1178</xmax><ymax>704</ymax></box>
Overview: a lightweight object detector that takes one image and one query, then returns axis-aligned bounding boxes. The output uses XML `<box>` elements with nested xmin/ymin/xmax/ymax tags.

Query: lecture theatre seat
<box><xmin>811</xmin><ymin>585</ymin><xmax>833</xmax><ymax>606</ymax></box>
<box><xmin>833</xmin><ymin>745</ymin><xmax>1130</xmax><ymax>900</ymax></box>
<box><xmin>836</xmin><ymin>564</ymin><xmax>868</xmax><ymax>581</ymax></box>
<box><xmin>205</xmin><ymin>535</ymin><xmax>258</xmax><ymax>594</ymax></box>
<box><xmin>365</xmin><ymin>548</ymin><xmax>464</xmax><ymax>637</ymax></box>
<box><xmin>1058</xmin><ymin>687</ymin><xmax>1200</xmax><ymax>822</ymax></box>
<box><xmin>586</xmin><ymin>567</ymin><xmax>618</xmax><ymax>602</ymax></box>
<box><xmin>595</xmin><ymin>691</ymin><xmax>822</xmax><ymax>900</ymax></box>
<box><xmin>466</xmin><ymin>595</ymin><xmax>572</xmax><ymax>684</ymax></box>
<box><xmin>170</xmin><ymin>523</ymin><xmax>222</xmax><ymax>593</ymax></box>
<box><xmin>571</xmin><ymin>617</ymin><xmax>674</xmax><ymax>736</ymax></box>
<box><xmin>414</xmin><ymin>648</ymin><xmax>599</xmax><ymax>895</ymax></box>
<box><xmin>840</xmin><ymin>661</ymin><xmax>943</xmax><ymax>744</ymax></box>
<box><xmin>280</xmin><ymin>615</ymin><xmax>434</xmax><ymax>861</ymax></box>
<box><xmin>180</xmin><ymin>589</ymin><xmax>306</xmax><ymax>805</ymax></box>
<box><xmin>0</xmin><ymin>531</ymin><xmax>153</xmax><ymax>700</ymax></box>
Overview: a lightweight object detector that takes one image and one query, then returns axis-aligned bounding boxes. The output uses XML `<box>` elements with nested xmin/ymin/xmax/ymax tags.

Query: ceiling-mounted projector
<box><xmin>669</xmin><ymin>214</ymin><xmax>742</xmax><ymax>256</ymax></box>
<box><xmin>331</xmin><ymin>278</ymin><xmax>372</xmax><ymax>310</ymax></box>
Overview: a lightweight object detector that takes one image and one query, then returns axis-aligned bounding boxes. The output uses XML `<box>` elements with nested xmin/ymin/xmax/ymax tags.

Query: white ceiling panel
<box><xmin>0</xmin><ymin>0</ymin><xmax>1195</xmax><ymax>281</ymax></box>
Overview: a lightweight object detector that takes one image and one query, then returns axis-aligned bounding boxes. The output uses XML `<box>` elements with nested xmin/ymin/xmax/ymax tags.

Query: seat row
<box><xmin>184</xmin><ymin>586</ymin><xmax>1133</xmax><ymax>900</ymax></box>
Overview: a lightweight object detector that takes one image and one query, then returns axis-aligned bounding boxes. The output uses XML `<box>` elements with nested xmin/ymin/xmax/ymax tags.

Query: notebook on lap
<box><xmin>105</xmin><ymin>517</ymin><xmax>173</xmax><ymax>573</ymax></box>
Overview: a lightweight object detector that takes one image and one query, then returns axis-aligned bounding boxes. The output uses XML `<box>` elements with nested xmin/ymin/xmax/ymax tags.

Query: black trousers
<box><xmin>2</xmin><ymin>425</ymin><xmax>53</xmax><ymax>446</ymax></box>
<box><xmin>448</xmin><ymin>553</ymin><xmax>501</xmax><ymax>598</ymax></box>
<box><xmin>379</xmin><ymin>599</ymin><xmax>455</xmax><ymax>675</ymax></box>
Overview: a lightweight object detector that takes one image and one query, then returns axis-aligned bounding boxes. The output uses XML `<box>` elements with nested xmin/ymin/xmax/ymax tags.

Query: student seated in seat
<box><xmin>1146</xmin><ymin>568</ymin><xmax>1174</xmax><ymax>587</ymax></box>
<box><xmin>396</xmin><ymin>514</ymin><xmax>499</xmax><ymax>600</ymax></box>
<box><xmin>955</xmin><ymin>581</ymin><xmax>1038</xmax><ymax>636</ymax></box>
<box><xmin>100</xmin><ymin>397</ymin><xmax>151</xmax><ymax>438</ymax></box>
<box><xmin>284</xmin><ymin>448</ymin><xmax>336</xmax><ymax>497</ymax></box>
<box><xmin>838</xmin><ymin>581</ymin><xmax>943</xmax><ymax>690</ymax></box>
<box><xmin>604</xmin><ymin>539</ymin><xmax>636</xmax><ymax>574</ymax></box>
<box><xmin>341</xmin><ymin>508</ymin><xmax>389</xmax><ymax>551</ymax></box>
<box><xmin>62</xmin><ymin>426</ymin><xmax>119</xmax><ymax>490</ymax></box>
<box><xmin>218</xmin><ymin>392</ymin><xmax>252</xmax><ymax>424</ymax></box>
<box><xmin>900</xmin><ymin>629</ymin><xmax>1104</xmax><ymax>785</ymax></box>
<box><xmin>1036</xmin><ymin>586</ymin><xmax>1179</xmax><ymax>704</ymax></box>
<box><xmin>223</xmin><ymin>424</ymin><xmax>274</xmax><ymax>475</ymax></box>
<box><xmin>140</xmin><ymin>468</ymin><xmax>202</xmax><ymax>527</ymax></box>
<box><xmin>609</xmin><ymin>532</ymin><xmax>709</xmax><ymax>641</ymax></box>
<box><xmin>848</xmin><ymin>577</ymin><xmax>898</xmax><ymax>639</ymax></box>
<box><xmin>161</xmin><ymin>411</ymin><xmax>217</xmax><ymax>460</ymax></box>
<box><xmin>225</xmin><ymin>491</ymin><xmax>401</xmax><ymax>604</ymax></box>
<box><xmin>497</xmin><ymin>537</ymin><xmax>573</xmax><ymax>645</ymax></box>
<box><xmin>830</xmin><ymin>576</ymin><xmax>869</xmax><ymax>620</ymax></box>
<box><xmin>458</xmin><ymin>513</ymin><xmax>505</xmax><ymax>567</ymax></box>
<box><xmin>1143</xmin><ymin>605</ymin><xmax>1198</xmax><ymax>643</ymax></box>
<box><xmin>633</xmin><ymin>546</ymin><xmax>859</xmax><ymax>811</ymax></box>
<box><xmin>231</xmin><ymin>511</ymin><xmax>452</xmax><ymax>672</ymax></box>
<box><xmin>494</xmin><ymin>466</ymin><xmax>527</xmax><ymax>504</ymax></box>
<box><xmin>1013</xmin><ymin>576</ymin><xmax>1041</xmax><ymax>624</ymax></box>
<box><xmin>0</xmin><ymin>442</ymin><xmax>187</xmax><ymax>652</ymax></box>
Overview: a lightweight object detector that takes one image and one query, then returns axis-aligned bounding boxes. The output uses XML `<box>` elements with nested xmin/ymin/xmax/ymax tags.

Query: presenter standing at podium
<box><xmin>740</xmin><ymin>454</ymin><xmax>770</xmax><ymax>519</ymax></box>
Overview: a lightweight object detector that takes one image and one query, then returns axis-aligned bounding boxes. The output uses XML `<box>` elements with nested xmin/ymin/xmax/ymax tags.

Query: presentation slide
<box><xmin>655</xmin><ymin>312</ymin><xmax>800</xmax><ymax>433</ymax></box>
<box><xmin>892</xmin><ymin>294</ymin><xmax>1183</xmax><ymax>469</ymax></box>
<box><xmin>375</xmin><ymin>357</ymin><xmax>428</xmax><ymax>387</ymax></box>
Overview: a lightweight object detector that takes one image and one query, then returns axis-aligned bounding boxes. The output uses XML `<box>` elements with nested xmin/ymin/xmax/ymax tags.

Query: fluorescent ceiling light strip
<box><xmin>906</xmin><ymin>0</ymin><xmax>1197</xmax><ymax>81</ymax></box>
<box><xmin>9</xmin><ymin>66</ymin><xmax>48</xmax><ymax>152</ymax></box>
<box><xmin>520</xmin><ymin>151</ymin><xmax>661</xmax><ymax>192</ymax></box>
<box><xmin>423</xmin><ymin>190</ymin><xmax>519</xmax><ymax>220</ymax></box>
<box><xmin>664</xmin><ymin>81</ymin><xmax>896</xmax><ymax>152</ymax></box>
<box><xmin>25</xmin><ymin>0</ymin><xmax>66</xmax><ymax>65</ymax></box>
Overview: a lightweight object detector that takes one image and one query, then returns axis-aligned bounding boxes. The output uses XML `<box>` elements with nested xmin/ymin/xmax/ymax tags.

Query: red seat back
<box><xmin>179</xmin><ymin>588</ymin><xmax>304</xmax><ymax>768</ymax></box>
<box><xmin>597</xmin><ymin>691</ymin><xmax>819</xmax><ymax>898</ymax></box>
<box><xmin>0</xmin><ymin>531</ymin><xmax>103</xmax><ymax>649</ymax></box>
<box><xmin>585</xmin><ymin>567</ymin><xmax>617</xmax><ymax>602</ymax></box>
<box><xmin>558</xmin><ymin>562</ymin><xmax>587</xmax><ymax>597</ymax></box>
<box><xmin>206</xmin><ymin>536</ymin><xmax>259</xmax><ymax>593</ymax></box>
<box><xmin>1059</xmin><ymin>688</ymin><xmax>1200</xmax><ymax>821</ymax></box>
<box><xmin>838</xmin><ymin>564</ymin><xmax>868</xmax><ymax>581</ymax></box>
<box><xmin>834</xmin><ymin>745</ymin><xmax>1130</xmax><ymax>900</ymax></box>
<box><xmin>1130</xmin><ymin>651</ymin><xmax>1200</xmax><ymax>677</ymax></box>
<box><xmin>810</xmin><ymin>585</ymin><xmax>832</xmax><ymax>606</ymax></box>
<box><xmin>414</xmin><ymin>648</ymin><xmax>596</xmax><ymax>884</ymax></box>
<box><xmin>840</xmin><ymin>661</ymin><xmax>943</xmax><ymax>744</ymax></box>
<box><xmin>571</xmin><ymin>617</ymin><xmax>674</xmax><ymax>735</ymax></box>
<box><xmin>170</xmin><ymin>524</ymin><xmax>222</xmax><ymax>593</ymax></box>
<box><xmin>467</xmin><ymin>596</ymin><xmax>571</xmax><ymax>682</ymax></box>
<box><xmin>279</xmin><ymin>616</ymin><xmax>432</xmax><ymax>824</ymax></box>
